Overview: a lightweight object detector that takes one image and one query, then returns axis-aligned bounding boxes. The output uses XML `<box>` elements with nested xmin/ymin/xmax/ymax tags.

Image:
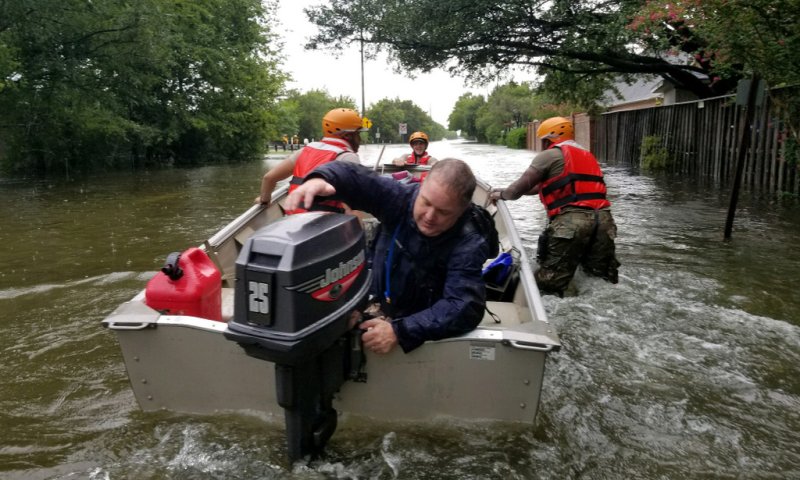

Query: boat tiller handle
<box><xmin>505</xmin><ymin>340</ymin><xmax>554</xmax><ymax>352</ymax></box>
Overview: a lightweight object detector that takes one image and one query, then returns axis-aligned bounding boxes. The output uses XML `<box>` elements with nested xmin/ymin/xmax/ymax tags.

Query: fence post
<box><xmin>724</xmin><ymin>74</ymin><xmax>761</xmax><ymax>240</ymax></box>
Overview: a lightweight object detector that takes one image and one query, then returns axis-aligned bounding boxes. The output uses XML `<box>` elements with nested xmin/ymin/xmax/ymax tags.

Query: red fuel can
<box><xmin>145</xmin><ymin>247</ymin><xmax>222</xmax><ymax>321</ymax></box>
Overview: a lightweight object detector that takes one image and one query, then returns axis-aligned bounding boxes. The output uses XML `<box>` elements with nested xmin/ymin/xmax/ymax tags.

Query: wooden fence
<box><xmin>590</xmin><ymin>92</ymin><xmax>800</xmax><ymax>197</ymax></box>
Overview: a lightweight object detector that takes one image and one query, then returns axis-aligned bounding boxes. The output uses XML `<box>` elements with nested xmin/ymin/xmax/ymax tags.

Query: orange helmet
<box><xmin>409</xmin><ymin>131</ymin><xmax>429</xmax><ymax>145</ymax></box>
<box><xmin>536</xmin><ymin>117</ymin><xmax>574</xmax><ymax>143</ymax></box>
<box><xmin>322</xmin><ymin>108</ymin><xmax>369</xmax><ymax>137</ymax></box>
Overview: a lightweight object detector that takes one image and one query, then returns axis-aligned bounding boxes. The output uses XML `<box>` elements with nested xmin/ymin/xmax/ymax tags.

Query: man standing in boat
<box><xmin>256</xmin><ymin>108</ymin><xmax>368</xmax><ymax>213</ymax></box>
<box><xmin>284</xmin><ymin>159</ymin><xmax>492</xmax><ymax>355</ymax></box>
<box><xmin>392</xmin><ymin>131</ymin><xmax>438</xmax><ymax>166</ymax></box>
<box><xmin>490</xmin><ymin>116</ymin><xmax>620</xmax><ymax>296</ymax></box>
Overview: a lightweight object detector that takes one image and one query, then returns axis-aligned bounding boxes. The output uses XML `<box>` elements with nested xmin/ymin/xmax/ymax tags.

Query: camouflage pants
<box><xmin>535</xmin><ymin>208</ymin><xmax>620</xmax><ymax>295</ymax></box>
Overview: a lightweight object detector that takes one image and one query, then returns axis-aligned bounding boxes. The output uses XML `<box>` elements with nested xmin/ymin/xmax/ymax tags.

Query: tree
<box><xmin>629</xmin><ymin>0</ymin><xmax>800</xmax><ymax>137</ymax></box>
<box><xmin>281</xmin><ymin>89</ymin><xmax>358</xmax><ymax>141</ymax></box>
<box><xmin>449</xmin><ymin>84</ymin><xmax>574</xmax><ymax>144</ymax></box>
<box><xmin>0</xmin><ymin>0</ymin><xmax>286</xmax><ymax>175</ymax></box>
<box><xmin>474</xmin><ymin>82</ymin><xmax>540</xmax><ymax>144</ymax></box>
<box><xmin>304</xmin><ymin>0</ymin><xmax>753</xmax><ymax>107</ymax></box>
<box><xmin>448</xmin><ymin>93</ymin><xmax>485</xmax><ymax>140</ymax></box>
<box><xmin>629</xmin><ymin>1</ymin><xmax>800</xmax><ymax>91</ymax></box>
<box><xmin>366</xmin><ymin>98</ymin><xmax>445</xmax><ymax>143</ymax></box>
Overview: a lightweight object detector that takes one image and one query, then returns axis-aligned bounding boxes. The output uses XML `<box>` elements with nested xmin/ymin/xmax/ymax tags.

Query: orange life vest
<box><xmin>405</xmin><ymin>151</ymin><xmax>431</xmax><ymax>165</ymax></box>
<box><xmin>286</xmin><ymin>137</ymin><xmax>351</xmax><ymax>214</ymax></box>
<box><xmin>539</xmin><ymin>140</ymin><xmax>610</xmax><ymax>218</ymax></box>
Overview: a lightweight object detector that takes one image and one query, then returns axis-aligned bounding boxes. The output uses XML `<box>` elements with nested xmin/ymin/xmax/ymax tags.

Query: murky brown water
<box><xmin>1</xmin><ymin>141</ymin><xmax>799</xmax><ymax>479</ymax></box>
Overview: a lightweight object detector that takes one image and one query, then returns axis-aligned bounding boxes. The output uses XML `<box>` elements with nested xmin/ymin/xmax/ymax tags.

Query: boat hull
<box><xmin>105</xmin><ymin>295</ymin><xmax>554</xmax><ymax>422</ymax></box>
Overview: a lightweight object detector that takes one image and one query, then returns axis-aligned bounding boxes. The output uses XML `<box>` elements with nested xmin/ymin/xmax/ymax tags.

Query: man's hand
<box><xmin>392</xmin><ymin>157</ymin><xmax>406</xmax><ymax>166</ymax></box>
<box><xmin>489</xmin><ymin>188</ymin><xmax>505</xmax><ymax>202</ymax></box>
<box><xmin>360</xmin><ymin>317</ymin><xmax>398</xmax><ymax>354</ymax></box>
<box><xmin>284</xmin><ymin>178</ymin><xmax>336</xmax><ymax>211</ymax></box>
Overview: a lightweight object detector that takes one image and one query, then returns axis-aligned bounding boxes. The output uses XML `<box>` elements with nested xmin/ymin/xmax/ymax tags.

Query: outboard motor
<box><xmin>224</xmin><ymin>212</ymin><xmax>371</xmax><ymax>462</ymax></box>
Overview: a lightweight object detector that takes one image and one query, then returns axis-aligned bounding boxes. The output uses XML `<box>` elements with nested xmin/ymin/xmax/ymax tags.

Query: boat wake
<box><xmin>0</xmin><ymin>271</ymin><xmax>154</xmax><ymax>300</ymax></box>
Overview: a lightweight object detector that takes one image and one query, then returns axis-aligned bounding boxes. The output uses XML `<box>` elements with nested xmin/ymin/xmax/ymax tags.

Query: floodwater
<box><xmin>1</xmin><ymin>140</ymin><xmax>799</xmax><ymax>479</ymax></box>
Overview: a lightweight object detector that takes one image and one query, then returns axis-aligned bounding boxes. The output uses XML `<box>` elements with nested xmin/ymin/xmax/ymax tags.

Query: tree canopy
<box><xmin>365</xmin><ymin>98</ymin><xmax>446</xmax><ymax>144</ymax></box>
<box><xmin>280</xmin><ymin>89</ymin><xmax>358</xmax><ymax>142</ymax></box>
<box><xmin>305</xmin><ymin>0</ymin><xmax>799</xmax><ymax>110</ymax></box>
<box><xmin>448</xmin><ymin>93</ymin><xmax>486</xmax><ymax>141</ymax></box>
<box><xmin>0</xmin><ymin>0</ymin><xmax>286</xmax><ymax>175</ymax></box>
<box><xmin>273</xmin><ymin>93</ymin><xmax>445</xmax><ymax>146</ymax></box>
<box><xmin>448</xmin><ymin>83</ymin><xmax>572</xmax><ymax>145</ymax></box>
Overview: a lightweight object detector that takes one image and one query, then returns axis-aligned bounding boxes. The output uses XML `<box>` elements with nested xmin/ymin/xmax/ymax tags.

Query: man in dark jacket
<box><xmin>284</xmin><ymin>159</ymin><xmax>492</xmax><ymax>354</ymax></box>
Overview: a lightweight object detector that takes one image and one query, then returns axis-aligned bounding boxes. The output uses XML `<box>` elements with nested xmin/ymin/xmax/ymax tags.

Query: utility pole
<box><xmin>360</xmin><ymin>31</ymin><xmax>366</xmax><ymax>116</ymax></box>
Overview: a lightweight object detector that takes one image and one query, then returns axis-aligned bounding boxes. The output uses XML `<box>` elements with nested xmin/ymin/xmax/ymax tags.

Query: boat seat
<box><xmin>483</xmin><ymin>250</ymin><xmax>521</xmax><ymax>302</ymax></box>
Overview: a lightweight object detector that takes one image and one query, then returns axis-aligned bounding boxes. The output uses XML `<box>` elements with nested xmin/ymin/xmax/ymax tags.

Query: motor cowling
<box><xmin>224</xmin><ymin>212</ymin><xmax>372</xmax><ymax>462</ymax></box>
<box><xmin>226</xmin><ymin>212</ymin><xmax>371</xmax><ymax>364</ymax></box>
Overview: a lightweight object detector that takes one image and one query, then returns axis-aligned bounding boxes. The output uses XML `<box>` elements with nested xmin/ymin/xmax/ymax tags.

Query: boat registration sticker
<box><xmin>469</xmin><ymin>343</ymin><xmax>496</xmax><ymax>361</ymax></box>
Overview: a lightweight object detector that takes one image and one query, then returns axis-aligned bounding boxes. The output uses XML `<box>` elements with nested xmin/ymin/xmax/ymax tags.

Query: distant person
<box><xmin>284</xmin><ymin>159</ymin><xmax>494</xmax><ymax>354</ymax></box>
<box><xmin>393</xmin><ymin>131</ymin><xmax>438</xmax><ymax>166</ymax></box>
<box><xmin>256</xmin><ymin>108</ymin><xmax>368</xmax><ymax>214</ymax></box>
<box><xmin>490</xmin><ymin>116</ymin><xmax>620</xmax><ymax>295</ymax></box>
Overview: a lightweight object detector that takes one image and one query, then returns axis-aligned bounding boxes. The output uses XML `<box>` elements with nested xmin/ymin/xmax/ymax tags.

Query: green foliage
<box><xmin>640</xmin><ymin>135</ymin><xmax>670</xmax><ymax>171</ymax></box>
<box><xmin>447</xmin><ymin>82</ymin><xmax>580</xmax><ymax>145</ymax></box>
<box><xmin>280</xmin><ymin>90</ymin><xmax>358</xmax><ymax>142</ymax></box>
<box><xmin>305</xmin><ymin>0</ymin><xmax>748</xmax><ymax>110</ymax></box>
<box><xmin>458</xmin><ymin>82</ymin><xmax>578</xmax><ymax>145</ymax></box>
<box><xmin>272</xmin><ymin>92</ymin><xmax>444</xmax><ymax>145</ymax></box>
<box><xmin>366</xmin><ymin>98</ymin><xmax>445</xmax><ymax>143</ymax></box>
<box><xmin>629</xmin><ymin>1</ymin><xmax>800</xmax><ymax>138</ymax></box>
<box><xmin>505</xmin><ymin>127</ymin><xmax>528</xmax><ymax>149</ymax></box>
<box><xmin>784</xmin><ymin>133</ymin><xmax>799</xmax><ymax>168</ymax></box>
<box><xmin>448</xmin><ymin>93</ymin><xmax>486</xmax><ymax>140</ymax></box>
<box><xmin>474</xmin><ymin>82</ymin><xmax>538</xmax><ymax>145</ymax></box>
<box><xmin>539</xmin><ymin>68</ymin><xmax>620</xmax><ymax>115</ymax></box>
<box><xmin>0</xmin><ymin>0</ymin><xmax>286</xmax><ymax>176</ymax></box>
<box><xmin>631</xmin><ymin>1</ymin><xmax>799</xmax><ymax>88</ymax></box>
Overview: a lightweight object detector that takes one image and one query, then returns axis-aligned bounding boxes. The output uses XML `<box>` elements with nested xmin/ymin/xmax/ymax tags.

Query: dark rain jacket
<box><xmin>306</xmin><ymin>162</ymin><xmax>490</xmax><ymax>353</ymax></box>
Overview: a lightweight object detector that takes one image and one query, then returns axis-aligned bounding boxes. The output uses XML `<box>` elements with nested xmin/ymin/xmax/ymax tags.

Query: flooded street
<box><xmin>1</xmin><ymin>140</ymin><xmax>799</xmax><ymax>479</ymax></box>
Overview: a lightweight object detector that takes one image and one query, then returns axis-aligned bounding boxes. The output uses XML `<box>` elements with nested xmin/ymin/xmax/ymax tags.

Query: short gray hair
<box><xmin>429</xmin><ymin>158</ymin><xmax>476</xmax><ymax>207</ymax></box>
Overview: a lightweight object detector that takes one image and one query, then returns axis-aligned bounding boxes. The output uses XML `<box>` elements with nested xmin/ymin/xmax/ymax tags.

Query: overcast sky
<box><xmin>275</xmin><ymin>0</ymin><xmax>535</xmax><ymax>127</ymax></box>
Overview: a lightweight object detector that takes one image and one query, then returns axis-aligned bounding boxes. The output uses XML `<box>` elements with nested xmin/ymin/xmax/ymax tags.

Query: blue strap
<box><xmin>384</xmin><ymin>223</ymin><xmax>402</xmax><ymax>304</ymax></box>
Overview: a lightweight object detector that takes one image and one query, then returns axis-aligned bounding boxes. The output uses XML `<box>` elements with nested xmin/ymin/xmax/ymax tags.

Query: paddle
<box><xmin>372</xmin><ymin>145</ymin><xmax>386</xmax><ymax>171</ymax></box>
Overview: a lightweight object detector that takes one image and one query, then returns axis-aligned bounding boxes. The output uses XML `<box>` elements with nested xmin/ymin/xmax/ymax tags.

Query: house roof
<box><xmin>601</xmin><ymin>76</ymin><xmax>663</xmax><ymax>107</ymax></box>
<box><xmin>600</xmin><ymin>53</ymin><xmax>709</xmax><ymax>108</ymax></box>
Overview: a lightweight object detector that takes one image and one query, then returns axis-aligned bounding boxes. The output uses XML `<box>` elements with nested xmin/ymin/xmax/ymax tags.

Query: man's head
<box><xmin>409</xmin><ymin>131</ymin><xmax>429</xmax><ymax>155</ymax></box>
<box><xmin>413</xmin><ymin>158</ymin><xmax>476</xmax><ymax>237</ymax></box>
<box><xmin>537</xmin><ymin>116</ymin><xmax>574</xmax><ymax>146</ymax></box>
<box><xmin>322</xmin><ymin>108</ymin><xmax>369</xmax><ymax>151</ymax></box>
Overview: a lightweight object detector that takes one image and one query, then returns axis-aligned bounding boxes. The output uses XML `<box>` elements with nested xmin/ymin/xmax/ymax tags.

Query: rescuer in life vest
<box><xmin>392</xmin><ymin>131</ymin><xmax>438</xmax><ymax>166</ymax></box>
<box><xmin>256</xmin><ymin>108</ymin><xmax>369</xmax><ymax>214</ymax></box>
<box><xmin>489</xmin><ymin>116</ymin><xmax>620</xmax><ymax>296</ymax></box>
